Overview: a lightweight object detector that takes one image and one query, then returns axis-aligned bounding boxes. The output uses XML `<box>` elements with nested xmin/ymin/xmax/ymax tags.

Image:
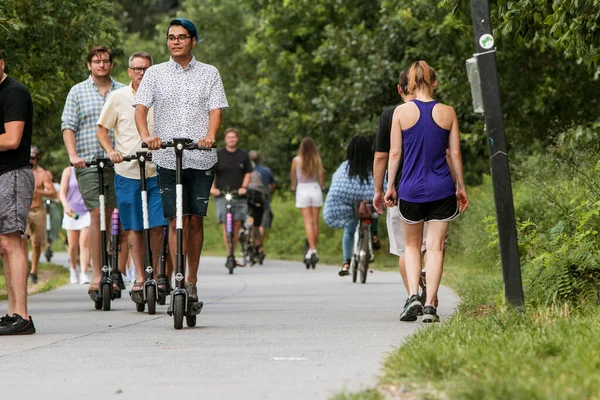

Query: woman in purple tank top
<box><xmin>59</xmin><ymin>166</ymin><xmax>91</xmax><ymax>284</ymax></box>
<box><xmin>384</xmin><ymin>61</ymin><xmax>469</xmax><ymax>323</ymax></box>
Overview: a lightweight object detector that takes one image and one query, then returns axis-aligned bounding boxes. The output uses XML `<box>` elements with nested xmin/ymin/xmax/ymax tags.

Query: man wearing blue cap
<box><xmin>133</xmin><ymin>18</ymin><xmax>228</xmax><ymax>305</ymax></box>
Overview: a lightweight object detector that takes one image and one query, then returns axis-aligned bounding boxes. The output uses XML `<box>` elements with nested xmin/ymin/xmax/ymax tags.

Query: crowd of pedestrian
<box><xmin>0</xmin><ymin>15</ymin><xmax>469</xmax><ymax>335</ymax></box>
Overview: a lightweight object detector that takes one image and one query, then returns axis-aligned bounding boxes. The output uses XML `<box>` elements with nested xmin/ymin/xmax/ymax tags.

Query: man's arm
<box><xmin>63</xmin><ymin>128</ymin><xmax>86</xmax><ymax>168</ymax></box>
<box><xmin>239</xmin><ymin>172</ymin><xmax>250</xmax><ymax>196</ymax></box>
<box><xmin>97</xmin><ymin>125</ymin><xmax>122</xmax><ymax>163</ymax></box>
<box><xmin>135</xmin><ymin>104</ymin><xmax>161</xmax><ymax>149</ymax></box>
<box><xmin>0</xmin><ymin>121</ymin><xmax>25</xmax><ymax>151</ymax></box>
<box><xmin>373</xmin><ymin>151</ymin><xmax>388</xmax><ymax>213</ymax></box>
<box><xmin>198</xmin><ymin>108</ymin><xmax>222</xmax><ymax>148</ymax></box>
<box><xmin>41</xmin><ymin>170</ymin><xmax>57</xmax><ymax>198</ymax></box>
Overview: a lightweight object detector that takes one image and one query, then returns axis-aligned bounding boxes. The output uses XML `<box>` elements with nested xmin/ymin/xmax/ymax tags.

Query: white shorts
<box><xmin>62</xmin><ymin>211</ymin><xmax>91</xmax><ymax>231</ymax></box>
<box><xmin>295</xmin><ymin>182</ymin><xmax>323</xmax><ymax>208</ymax></box>
<box><xmin>387</xmin><ymin>206</ymin><xmax>427</xmax><ymax>256</ymax></box>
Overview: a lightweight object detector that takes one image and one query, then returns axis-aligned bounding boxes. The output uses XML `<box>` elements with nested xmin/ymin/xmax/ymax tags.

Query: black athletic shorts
<box><xmin>398</xmin><ymin>194</ymin><xmax>459</xmax><ymax>224</ymax></box>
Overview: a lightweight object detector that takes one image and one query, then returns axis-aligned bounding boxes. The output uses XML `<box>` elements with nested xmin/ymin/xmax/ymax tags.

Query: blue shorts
<box><xmin>114</xmin><ymin>174</ymin><xmax>167</xmax><ymax>231</ymax></box>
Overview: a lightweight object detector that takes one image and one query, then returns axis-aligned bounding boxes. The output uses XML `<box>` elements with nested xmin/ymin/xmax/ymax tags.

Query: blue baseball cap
<box><xmin>169</xmin><ymin>18</ymin><xmax>201</xmax><ymax>43</ymax></box>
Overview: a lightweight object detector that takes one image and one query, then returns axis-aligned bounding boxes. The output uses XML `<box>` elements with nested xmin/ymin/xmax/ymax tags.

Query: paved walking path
<box><xmin>0</xmin><ymin>253</ymin><xmax>458</xmax><ymax>399</ymax></box>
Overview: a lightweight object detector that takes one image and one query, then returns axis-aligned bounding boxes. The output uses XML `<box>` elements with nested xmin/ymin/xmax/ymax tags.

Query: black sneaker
<box><xmin>0</xmin><ymin>314</ymin><xmax>12</xmax><ymax>326</ymax></box>
<box><xmin>0</xmin><ymin>314</ymin><xmax>36</xmax><ymax>335</ymax></box>
<box><xmin>399</xmin><ymin>294</ymin><xmax>422</xmax><ymax>322</ymax></box>
<box><xmin>422</xmin><ymin>305</ymin><xmax>440</xmax><ymax>323</ymax></box>
<box><xmin>29</xmin><ymin>273</ymin><xmax>38</xmax><ymax>284</ymax></box>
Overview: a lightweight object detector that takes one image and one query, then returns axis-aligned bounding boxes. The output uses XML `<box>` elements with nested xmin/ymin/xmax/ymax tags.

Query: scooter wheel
<box><xmin>173</xmin><ymin>295</ymin><xmax>185</xmax><ymax>330</ymax></box>
<box><xmin>158</xmin><ymin>292</ymin><xmax>166</xmax><ymax>306</ymax></box>
<box><xmin>94</xmin><ymin>300</ymin><xmax>102</xmax><ymax>310</ymax></box>
<box><xmin>186</xmin><ymin>315</ymin><xmax>196</xmax><ymax>327</ymax></box>
<box><xmin>147</xmin><ymin>286</ymin><xmax>156</xmax><ymax>315</ymax></box>
<box><xmin>136</xmin><ymin>302</ymin><xmax>145</xmax><ymax>312</ymax></box>
<box><xmin>102</xmin><ymin>284</ymin><xmax>111</xmax><ymax>311</ymax></box>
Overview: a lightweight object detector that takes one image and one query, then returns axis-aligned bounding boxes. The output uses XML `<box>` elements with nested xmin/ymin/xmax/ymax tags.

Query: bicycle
<box><xmin>350</xmin><ymin>200</ymin><xmax>377</xmax><ymax>284</ymax></box>
<box><xmin>238</xmin><ymin>212</ymin><xmax>261</xmax><ymax>267</ymax></box>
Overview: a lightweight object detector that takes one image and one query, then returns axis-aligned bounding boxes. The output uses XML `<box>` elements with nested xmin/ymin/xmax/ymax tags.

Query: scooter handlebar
<box><xmin>141</xmin><ymin>139</ymin><xmax>215</xmax><ymax>151</ymax></box>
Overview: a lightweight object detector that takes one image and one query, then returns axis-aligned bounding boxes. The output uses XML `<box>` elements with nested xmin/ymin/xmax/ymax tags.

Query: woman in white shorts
<box><xmin>290</xmin><ymin>137</ymin><xmax>325</xmax><ymax>264</ymax></box>
<box><xmin>59</xmin><ymin>166</ymin><xmax>91</xmax><ymax>284</ymax></box>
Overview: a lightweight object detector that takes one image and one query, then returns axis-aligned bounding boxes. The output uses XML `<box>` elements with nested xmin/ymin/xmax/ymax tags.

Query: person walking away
<box><xmin>290</xmin><ymin>137</ymin><xmax>325</xmax><ymax>264</ymax></box>
<box><xmin>211</xmin><ymin>128</ymin><xmax>252</xmax><ymax>266</ymax></box>
<box><xmin>0</xmin><ymin>48</ymin><xmax>37</xmax><ymax>335</ymax></box>
<box><xmin>61</xmin><ymin>45</ymin><xmax>125</xmax><ymax>300</ymax></box>
<box><xmin>96</xmin><ymin>51</ymin><xmax>169</xmax><ymax>297</ymax></box>
<box><xmin>59</xmin><ymin>166</ymin><xmax>92</xmax><ymax>284</ymax></box>
<box><xmin>134</xmin><ymin>18</ymin><xmax>228</xmax><ymax>303</ymax></box>
<box><xmin>23</xmin><ymin>145</ymin><xmax>57</xmax><ymax>284</ymax></box>
<box><xmin>248</xmin><ymin>150</ymin><xmax>276</xmax><ymax>260</ymax></box>
<box><xmin>385</xmin><ymin>61</ymin><xmax>468</xmax><ymax>323</ymax></box>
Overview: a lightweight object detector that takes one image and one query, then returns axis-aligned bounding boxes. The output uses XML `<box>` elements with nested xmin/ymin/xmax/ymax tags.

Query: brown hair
<box><xmin>87</xmin><ymin>46</ymin><xmax>113</xmax><ymax>64</ymax></box>
<box><xmin>298</xmin><ymin>137</ymin><xmax>323</xmax><ymax>180</ymax></box>
<box><xmin>398</xmin><ymin>68</ymin><xmax>409</xmax><ymax>94</ymax></box>
<box><xmin>408</xmin><ymin>61</ymin><xmax>437</xmax><ymax>96</ymax></box>
<box><xmin>224</xmin><ymin>127</ymin><xmax>239</xmax><ymax>137</ymax></box>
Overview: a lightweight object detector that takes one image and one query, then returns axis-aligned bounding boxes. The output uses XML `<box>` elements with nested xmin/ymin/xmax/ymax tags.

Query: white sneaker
<box><xmin>79</xmin><ymin>271</ymin><xmax>90</xmax><ymax>284</ymax></box>
<box><xmin>70</xmin><ymin>269</ymin><xmax>79</xmax><ymax>284</ymax></box>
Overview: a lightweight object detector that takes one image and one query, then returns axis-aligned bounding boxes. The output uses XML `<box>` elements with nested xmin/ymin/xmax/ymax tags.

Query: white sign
<box><xmin>479</xmin><ymin>34</ymin><xmax>495</xmax><ymax>50</ymax></box>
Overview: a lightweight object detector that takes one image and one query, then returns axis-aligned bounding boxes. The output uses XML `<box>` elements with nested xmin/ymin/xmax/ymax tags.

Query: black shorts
<box><xmin>398</xmin><ymin>194</ymin><xmax>459</xmax><ymax>224</ymax></box>
<box><xmin>157</xmin><ymin>167</ymin><xmax>214</xmax><ymax>219</ymax></box>
<box><xmin>248</xmin><ymin>203</ymin><xmax>264</xmax><ymax>227</ymax></box>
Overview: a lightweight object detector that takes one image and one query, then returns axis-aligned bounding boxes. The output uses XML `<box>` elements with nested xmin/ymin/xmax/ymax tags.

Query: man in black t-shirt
<box><xmin>0</xmin><ymin>49</ymin><xmax>36</xmax><ymax>335</ymax></box>
<box><xmin>210</xmin><ymin>128</ymin><xmax>252</xmax><ymax>266</ymax></box>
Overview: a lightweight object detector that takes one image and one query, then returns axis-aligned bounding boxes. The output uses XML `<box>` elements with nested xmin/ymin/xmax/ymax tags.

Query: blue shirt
<box><xmin>61</xmin><ymin>76</ymin><xmax>125</xmax><ymax>161</ymax></box>
<box><xmin>323</xmin><ymin>161</ymin><xmax>374</xmax><ymax>228</ymax></box>
<box><xmin>254</xmin><ymin>164</ymin><xmax>275</xmax><ymax>209</ymax></box>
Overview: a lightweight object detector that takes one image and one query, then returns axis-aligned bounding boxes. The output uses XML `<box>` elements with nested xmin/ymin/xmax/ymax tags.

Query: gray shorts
<box><xmin>261</xmin><ymin>208</ymin><xmax>273</xmax><ymax>229</ymax></box>
<box><xmin>215</xmin><ymin>197</ymin><xmax>248</xmax><ymax>223</ymax></box>
<box><xmin>0</xmin><ymin>168</ymin><xmax>34</xmax><ymax>235</ymax></box>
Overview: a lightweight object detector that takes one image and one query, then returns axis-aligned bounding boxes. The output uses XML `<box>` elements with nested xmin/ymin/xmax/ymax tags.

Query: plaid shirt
<box><xmin>61</xmin><ymin>76</ymin><xmax>125</xmax><ymax>161</ymax></box>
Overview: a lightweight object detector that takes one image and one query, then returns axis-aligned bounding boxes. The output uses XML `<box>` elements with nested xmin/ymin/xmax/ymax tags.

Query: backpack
<box><xmin>246</xmin><ymin>170</ymin><xmax>267</xmax><ymax>206</ymax></box>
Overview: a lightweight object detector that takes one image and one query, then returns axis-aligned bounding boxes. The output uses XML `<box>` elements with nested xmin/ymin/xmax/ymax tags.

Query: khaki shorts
<box><xmin>75</xmin><ymin>166</ymin><xmax>117</xmax><ymax>211</ymax></box>
<box><xmin>25</xmin><ymin>206</ymin><xmax>46</xmax><ymax>244</ymax></box>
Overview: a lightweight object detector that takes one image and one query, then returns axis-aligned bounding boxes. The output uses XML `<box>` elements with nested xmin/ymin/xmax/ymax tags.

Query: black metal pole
<box><xmin>470</xmin><ymin>0</ymin><xmax>524</xmax><ymax>309</ymax></box>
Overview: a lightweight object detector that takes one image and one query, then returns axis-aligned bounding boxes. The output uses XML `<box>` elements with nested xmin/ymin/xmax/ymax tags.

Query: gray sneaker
<box><xmin>399</xmin><ymin>295</ymin><xmax>423</xmax><ymax>322</ymax></box>
<box><xmin>422</xmin><ymin>305</ymin><xmax>440</xmax><ymax>323</ymax></box>
<box><xmin>186</xmin><ymin>282</ymin><xmax>198</xmax><ymax>302</ymax></box>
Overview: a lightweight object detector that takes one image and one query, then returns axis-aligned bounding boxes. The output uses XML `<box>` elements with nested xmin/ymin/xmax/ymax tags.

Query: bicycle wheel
<box><xmin>351</xmin><ymin>256</ymin><xmax>358</xmax><ymax>283</ymax></box>
<box><xmin>360</xmin><ymin>226</ymin><xmax>370</xmax><ymax>284</ymax></box>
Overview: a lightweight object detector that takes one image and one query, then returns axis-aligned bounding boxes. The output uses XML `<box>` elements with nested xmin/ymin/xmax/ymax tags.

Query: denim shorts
<box><xmin>114</xmin><ymin>174</ymin><xmax>167</xmax><ymax>231</ymax></box>
<box><xmin>157</xmin><ymin>167</ymin><xmax>214</xmax><ymax>219</ymax></box>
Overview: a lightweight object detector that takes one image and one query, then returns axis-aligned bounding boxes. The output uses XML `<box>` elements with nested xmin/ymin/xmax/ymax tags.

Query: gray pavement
<box><xmin>0</xmin><ymin>252</ymin><xmax>458</xmax><ymax>399</ymax></box>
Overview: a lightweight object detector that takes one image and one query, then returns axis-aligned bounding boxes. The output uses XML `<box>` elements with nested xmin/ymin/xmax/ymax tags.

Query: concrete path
<box><xmin>0</xmin><ymin>253</ymin><xmax>458</xmax><ymax>399</ymax></box>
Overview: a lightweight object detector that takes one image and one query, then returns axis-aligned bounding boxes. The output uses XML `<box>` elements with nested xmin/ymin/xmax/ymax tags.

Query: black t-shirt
<box><xmin>373</xmin><ymin>104</ymin><xmax>403</xmax><ymax>185</ymax></box>
<box><xmin>215</xmin><ymin>148</ymin><xmax>253</xmax><ymax>191</ymax></box>
<box><xmin>0</xmin><ymin>76</ymin><xmax>33</xmax><ymax>176</ymax></box>
<box><xmin>373</xmin><ymin>105</ymin><xmax>398</xmax><ymax>153</ymax></box>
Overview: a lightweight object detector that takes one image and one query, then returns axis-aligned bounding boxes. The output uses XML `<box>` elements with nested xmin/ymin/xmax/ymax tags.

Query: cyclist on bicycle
<box><xmin>248</xmin><ymin>150</ymin><xmax>276</xmax><ymax>260</ymax></box>
<box><xmin>323</xmin><ymin>135</ymin><xmax>377</xmax><ymax>276</ymax></box>
<box><xmin>210</xmin><ymin>128</ymin><xmax>252</xmax><ymax>266</ymax></box>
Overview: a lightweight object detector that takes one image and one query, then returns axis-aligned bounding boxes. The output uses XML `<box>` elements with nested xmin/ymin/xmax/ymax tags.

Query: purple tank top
<box><xmin>398</xmin><ymin>100</ymin><xmax>455</xmax><ymax>203</ymax></box>
<box><xmin>67</xmin><ymin>167</ymin><xmax>88</xmax><ymax>215</ymax></box>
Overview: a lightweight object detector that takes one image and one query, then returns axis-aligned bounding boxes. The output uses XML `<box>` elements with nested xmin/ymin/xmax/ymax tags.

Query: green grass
<box><xmin>0</xmin><ymin>262</ymin><xmax>69</xmax><ymax>301</ymax></box>
<box><xmin>331</xmin><ymin>254</ymin><xmax>600</xmax><ymax>400</ymax></box>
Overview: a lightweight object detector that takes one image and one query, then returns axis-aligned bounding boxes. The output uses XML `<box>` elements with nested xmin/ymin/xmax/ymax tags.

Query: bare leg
<box><xmin>398</xmin><ymin>256</ymin><xmax>409</xmax><ymax>293</ymax></box>
<box><xmin>67</xmin><ymin>230</ymin><xmax>80</xmax><ymax>271</ymax></box>
<box><xmin>30</xmin><ymin>241</ymin><xmax>42</xmax><ymax>275</ymax></box>
<box><xmin>310</xmin><ymin>207</ymin><xmax>321</xmax><ymax>249</ymax></box>
<box><xmin>128</xmin><ymin>230</ymin><xmax>145</xmax><ymax>282</ymax></box>
<box><xmin>150</xmin><ymin>226</ymin><xmax>165</xmax><ymax>277</ymax></box>
<box><xmin>0</xmin><ymin>232</ymin><xmax>30</xmax><ymax>318</ymax></box>
<box><xmin>402</xmin><ymin>221</ymin><xmax>425</xmax><ymax>297</ymax></box>
<box><xmin>79</xmin><ymin>227</ymin><xmax>90</xmax><ymax>274</ymax></box>
<box><xmin>88</xmin><ymin>208</ymin><xmax>102</xmax><ymax>285</ymax></box>
<box><xmin>186</xmin><ymin>216</ymin><xmax>204</xmax><ymax>284</ymax></box>
<box><xmin>300</xmin><ymin>208</ymin><xmax>316</xmax><ymax>250</ymax></box>
<box><xmin>424</xmin><ymin>221</ymin><xmax>449</xmax><ymax>306</ymax></box>
<box><xmin>118</xmin><ymin>227</ymin><xmax>129</xmax><ymax>276</ymax></box>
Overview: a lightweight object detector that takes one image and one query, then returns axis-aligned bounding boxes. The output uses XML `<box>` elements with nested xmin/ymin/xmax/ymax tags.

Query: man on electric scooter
<box><xmin>133</xmin><ymin>18</ymin><xmax>228</xmax><ymax>303</ymax></box>
<box><xmin>61</xmin><ymin>46</ymin><xmax>125</xmax><ymax>301</ymax></box>
<box><xmin>96</xmin><ymin>51</ymin><xmax>170</xmax><ymax>305</ymax></box>
<box><xmin>211</xmin><ymin>128</ymin><xmax>253</xmax><ymax>268</ymax></box>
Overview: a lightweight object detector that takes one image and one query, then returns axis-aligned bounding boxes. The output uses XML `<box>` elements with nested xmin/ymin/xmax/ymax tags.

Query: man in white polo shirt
<box><xmin>96</xmin><ymin>51</ymin><xmax>169</xmax><ymax>301</ymax></box>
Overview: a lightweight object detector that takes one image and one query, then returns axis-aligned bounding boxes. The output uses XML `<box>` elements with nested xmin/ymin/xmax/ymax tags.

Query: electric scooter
<box><xmin>122</xmin><ymin>151</ymin><xmax>161</xmax><ymax>315</ymax></box>
<box><xmin>44</xmin><ymin>199</ymin><xmax>53</xmax><ymax>262</ymax></box>
<box><xmin>223</xmin><ymin>190</ymin><xmax>239</xmax><ymax>275</ymax></box>
<box><xmin>82</xmin><ymin>158</ymin><xmax>121</xmax><ymax>311</ymax></box>
<box><xmin>143</xmin><ymin>139</ymin><xmax>211</xmax><ymax>329</ymax></box>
